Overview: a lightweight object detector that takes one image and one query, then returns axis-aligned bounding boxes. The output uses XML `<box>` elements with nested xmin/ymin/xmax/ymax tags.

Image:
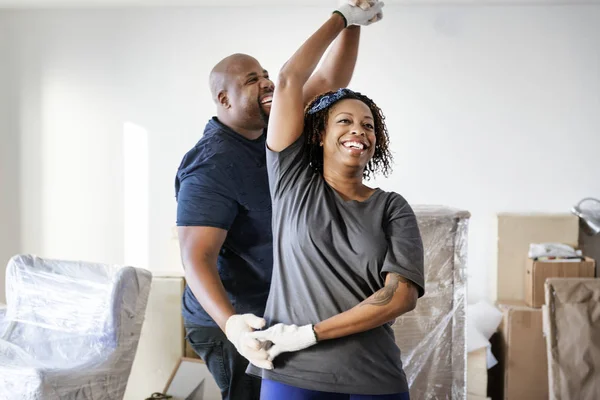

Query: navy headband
<box><xmin>306</xmin><ymin>88</ymin><xmax>358</xmax><ymax>115</ymax></box>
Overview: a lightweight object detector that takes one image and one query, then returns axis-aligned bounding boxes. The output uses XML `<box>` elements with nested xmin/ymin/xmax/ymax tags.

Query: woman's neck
<box><xmin>323</xmin><ymin>167</ymin><xmax>374</xmax><ymax>202</ymax></box>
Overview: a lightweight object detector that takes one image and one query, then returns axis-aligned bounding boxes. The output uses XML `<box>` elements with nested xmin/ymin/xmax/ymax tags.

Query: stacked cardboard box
<box><xmin>495</xmin><ymin>302</ymin><xmax>548</xmax><ymax>400</ymax></box>
<box><xmin>525</xmin><ymin>257</ymin><xmax>595</xmax><ymax>308</ymax></box>
<box><xmin>467</xmin><ymin>347</ymin><xmax>489</xmax><ymax>399</ymax></box>
<box><xmin>496</xmin><ymin>213</ymin><xmax>580</xmax><ymax>302</ymax></box>
<box><xmin>493</xmin><ymin>214</ymin><xmax>598</xmax><ymax>400</ymax></box>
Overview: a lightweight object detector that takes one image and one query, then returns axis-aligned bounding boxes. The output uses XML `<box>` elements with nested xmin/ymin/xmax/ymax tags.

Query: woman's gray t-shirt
<box><xmin>247</xmin><ymin>135</ymin><xmax>425</xmax><ymax>395</ymax></box>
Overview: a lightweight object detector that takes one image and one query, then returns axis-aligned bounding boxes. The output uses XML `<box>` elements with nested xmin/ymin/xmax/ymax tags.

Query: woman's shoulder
<box><xmin>375</xmin><ymin>189</ymin><xmax>410</xmax><ymax>205</ymax></box>
<box><xmin>373</xmin><ymin>189</ymin><xmax>417</xmax><ymax>218</ymax></box>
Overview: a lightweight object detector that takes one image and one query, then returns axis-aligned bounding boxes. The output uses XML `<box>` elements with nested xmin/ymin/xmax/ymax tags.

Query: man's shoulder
<box><xmin>178</xmin><ymin>132</ymin><xmax>238</xmax><ymax>172</ymax></box>
<box><xmin>188</xmin><ymin>138</ymin><xmax>233</xmax><ymax>164</ymax></box>
<box><xmin>175</xmin><ymin>149</ymin><xmax>231</xmax><ymax>201</ymax></box>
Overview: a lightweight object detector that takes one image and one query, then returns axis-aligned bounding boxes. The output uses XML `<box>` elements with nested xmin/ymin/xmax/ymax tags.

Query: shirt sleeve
<box><xmin>381</xmin><ymin>195</ymin><xmax>425</xmax><ymax>298</ymax></box>
<box><xmin>265</xmin><ymin>135</ymin><xmax>311</xmax><ymax>200</ymax></box>
<box><xmin>176</xmin><ymin>164</ymin><xmax>238</xmax><ymax>230</ymax></box>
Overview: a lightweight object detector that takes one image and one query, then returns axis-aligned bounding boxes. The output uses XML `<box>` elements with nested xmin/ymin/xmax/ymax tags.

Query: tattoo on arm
<box><xmin>361</xmin><ymin>273</ymin><xmax>412</xmax><ymax>307</ymax></box>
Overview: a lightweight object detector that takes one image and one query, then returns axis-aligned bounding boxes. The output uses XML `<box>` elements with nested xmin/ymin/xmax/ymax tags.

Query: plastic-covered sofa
<box><xmin>0</xmin><ymin>254</ymin><xmax>152</xmax><ymax>400</ymax></box>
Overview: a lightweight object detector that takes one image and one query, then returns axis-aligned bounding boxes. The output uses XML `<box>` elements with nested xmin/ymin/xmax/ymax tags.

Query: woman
<box><xmin>246</xmin><ymin>5</ymin><xmax>425</xmax><ymax>400</ymax></box>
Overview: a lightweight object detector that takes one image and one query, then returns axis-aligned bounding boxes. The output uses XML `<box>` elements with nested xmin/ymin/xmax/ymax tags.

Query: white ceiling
<box><xmin>1</xmin><ymin>0</ymin><xmax>598</xmax><ymax>8</ymax></box>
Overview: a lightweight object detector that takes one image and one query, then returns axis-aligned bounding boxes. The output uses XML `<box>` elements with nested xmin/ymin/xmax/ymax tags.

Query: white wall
<box><xmin>2</xmin><ymin>5</ymin><xmax>600</xmax><ymax>303</ymax></box>
<box><xmin>0</xmin><ymin>13</ymin><xmax>19</xmax><ymax>303</ymax></box>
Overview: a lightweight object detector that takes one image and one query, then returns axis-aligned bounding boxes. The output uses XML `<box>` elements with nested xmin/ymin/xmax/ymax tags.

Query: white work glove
<box><xmin>344</xmin><ymin>0</ymin><xmax>377</xmax><ymax>11</ymax></box>
<box><xmin>335</xmin><ymin>0</ymin><xmax>384</xmax><ymax>27</ymax></box>
<box><xmin>225</xmin><ymin>314</ymin><xmax>273</xmax><ymax>370</ymax></box>
<box><xmin>248</xmin><ymin>323</ymin><xmax>318</xmax><ymax>361</ymax></box>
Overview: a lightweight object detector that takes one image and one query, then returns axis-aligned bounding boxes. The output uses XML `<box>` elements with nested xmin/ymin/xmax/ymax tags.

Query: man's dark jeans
<box><xmin>185</xmin><ymin>325</ymin><xmax>261</xmax><ymax>400</ymax></box>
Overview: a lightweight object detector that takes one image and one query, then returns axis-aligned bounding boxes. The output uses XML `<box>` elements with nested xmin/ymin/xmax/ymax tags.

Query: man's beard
<box><xmin>258</xmin><ymin>101</ymin><xmax>269</xmax><ymax>125</ymax></box>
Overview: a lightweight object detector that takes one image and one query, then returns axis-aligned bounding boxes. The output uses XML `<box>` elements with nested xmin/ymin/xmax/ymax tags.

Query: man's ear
<box><xmin>217</xmin><ymin>90</ymin><xmax>230</xmax><ymax>109</ymax></box>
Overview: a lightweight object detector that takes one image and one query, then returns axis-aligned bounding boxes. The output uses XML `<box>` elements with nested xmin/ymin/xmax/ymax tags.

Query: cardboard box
<box><xmin>543</xmin><ymin>278</ymin><xmax>600</xmax><ymax>400</ymax></box>
<box><xmin>497</xmin><ymin>303</ymin><xmax>548</xmax><ymax>400</ymax></box>
<box><xmin>468</xmin><ymin>347</ymin><xmax>488</xmax><ymax>398</ymax></box>
<box><xmin>497</xmin><ymin>214</ymin><xmax>579</xmax><ymax>302</ymax></box>
<box><xmin>525</xmin><ymin>257</ymin><xmax>596</xmax><ymax>307</ymax></box>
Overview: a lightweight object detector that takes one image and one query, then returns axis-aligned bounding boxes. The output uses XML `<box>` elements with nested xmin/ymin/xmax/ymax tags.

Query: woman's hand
<box><xmin>344</xmin><ymin>0</ymin><xmax>379</xmax><ymax>10</ymax></box>
<box><xmin>335</xmin><ymin>1</ymin><xmax>384</xmax><ymax>27</ymax></box>
<box><xmin>248</xmin><ymin>323</ymin><xmax>318</xmax><ymax>362</ymax></box>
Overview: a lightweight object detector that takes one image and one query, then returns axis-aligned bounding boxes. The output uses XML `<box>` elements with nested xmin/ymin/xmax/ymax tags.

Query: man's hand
<box><xmin>248</xmin><ymin>323</ymin><xmax>317</xmax><ymax>362</ymax></box>
<box><xmin>336</xmin><ymin>0</ymin><xmax>384</xmax><ymax>27</ymax></box>
<box><xmin>225</xmin><ymin>314</ymin><xmax>273</xmax><ymax>370</ymax></box>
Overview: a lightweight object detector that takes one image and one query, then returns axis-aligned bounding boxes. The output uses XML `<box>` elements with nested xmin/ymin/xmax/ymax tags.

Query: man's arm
<box><xmin>178</xmin><ymin>226</ymin><xmax>234</xmax><ymax>331</ymax></box>
<box><xmin>176</xmin><ymin>166</ymin><xmax>272</xmax><ymax>368</ymax></box>
<box><xmin>179</xmin><ymin>226</ymin><xmax>272</xmax><ymax>369</ymax></box>
<box><xmin>302</xmin><ymin>25</ymin><xmax>360</xmax><ymax>105</ymax></box>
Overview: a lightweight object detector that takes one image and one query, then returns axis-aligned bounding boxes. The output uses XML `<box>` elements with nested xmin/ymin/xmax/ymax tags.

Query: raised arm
<box><xmin>266</xmin><ymin>15</ymin><xmax>346</xmax><ymax>152</ymax></box>
<box><xmin>267</xmin><ymin>4</ymin><xmax>384</xmax><ymax>152</ymax></box>
<box><xmin>302</xmin><ymin>26</ymin><xmax>360</xmax><ymax>105</ymax></box>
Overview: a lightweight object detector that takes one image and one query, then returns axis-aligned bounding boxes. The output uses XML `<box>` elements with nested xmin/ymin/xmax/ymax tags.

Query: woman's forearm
<box><xmin>277</xmin><ymin>13</ymin><xmax>346</xmax><ymax>88</ymax></box>
<box><xmin>313</xmin><ymin>273</ymin><xmax>418</xmax><ymax>341</ymax></box>
<box><xmin>315</xmin><ymin>25</ymin><xmax>360</xmax><ymax>89</ymax></box>
<box><xmin>266</xmin><ymin>13</ymin><xmax>347</xmax><ymax>152</ymax></box>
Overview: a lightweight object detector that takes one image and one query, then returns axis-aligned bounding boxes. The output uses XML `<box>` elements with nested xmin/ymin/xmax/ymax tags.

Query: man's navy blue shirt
<box><xmin>175</xmin><ymin>117</ymin><xmax>273</xmax><ymax>327</ymax></box>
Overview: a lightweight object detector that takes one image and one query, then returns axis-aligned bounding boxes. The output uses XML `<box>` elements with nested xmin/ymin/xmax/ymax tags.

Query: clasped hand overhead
<box><xmin>336</xmin><ymin>0</ymin><xmax>385</xmax><ymax>26</ymax></box>
<box><xmin>224</xmin><ymin>0</ymin><xmax>384</xmax><ymax>370</ymax></box>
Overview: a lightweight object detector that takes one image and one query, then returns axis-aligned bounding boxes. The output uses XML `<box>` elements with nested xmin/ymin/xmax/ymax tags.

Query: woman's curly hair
<box><xmin>303</xmin><ymin>89</ymin><xmax>393</xmax><ymax>180</ymax></box>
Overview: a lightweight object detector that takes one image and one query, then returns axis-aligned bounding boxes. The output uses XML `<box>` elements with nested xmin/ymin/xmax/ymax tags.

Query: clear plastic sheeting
<box><xmin>0</xmin><ymin>303</ymin><xmax>6</xmax><ymax>339</ymax></box>
<box><xmin>393</xmin><ymin>206</ymin><xmax>470</xmax><ymax>400</ymax></box>
<box><xmin>0</xmin><ymin>254</ymin><xmax>152</xmax><ymax>400</ymax></box>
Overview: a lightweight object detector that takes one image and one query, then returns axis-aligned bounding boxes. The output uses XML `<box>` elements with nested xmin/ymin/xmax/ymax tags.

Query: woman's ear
<box><xmin>319</xmin><ymin>129</ymin><xmax>326</xmax><ymax>146</ymax></box>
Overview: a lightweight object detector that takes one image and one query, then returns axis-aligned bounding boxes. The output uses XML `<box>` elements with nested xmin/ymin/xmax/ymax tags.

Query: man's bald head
<box><xmin>208</xmin><ymin>53</ymin><xmax>274</xmax><ymax>137</ymax></box>
<box><xmin>209</xmin><ymin>53</ymin><xmax>261</xmax><ymax>103</ymax></box>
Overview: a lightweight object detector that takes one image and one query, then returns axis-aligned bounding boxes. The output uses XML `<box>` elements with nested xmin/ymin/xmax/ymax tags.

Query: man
<box><xmin>175</xmin><ymin>3</ymin><xmax>383</xmax><ymax>399</ymax></box>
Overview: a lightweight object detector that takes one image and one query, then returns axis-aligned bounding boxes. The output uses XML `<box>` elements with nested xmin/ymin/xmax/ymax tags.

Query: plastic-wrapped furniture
<box><xmin>0</xmin><ymin>303</ymin><xmax>6</xmax><ymax>339</ymax></box>
<box><xmin>0</xmin><ymin>254</ymin><xmax>152</xmax><ymax>400</ymax></box>
<box><xmin>393</xmin><ymin>206</ymin><xmax>470</xmax><ymax>400</ymax></box>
